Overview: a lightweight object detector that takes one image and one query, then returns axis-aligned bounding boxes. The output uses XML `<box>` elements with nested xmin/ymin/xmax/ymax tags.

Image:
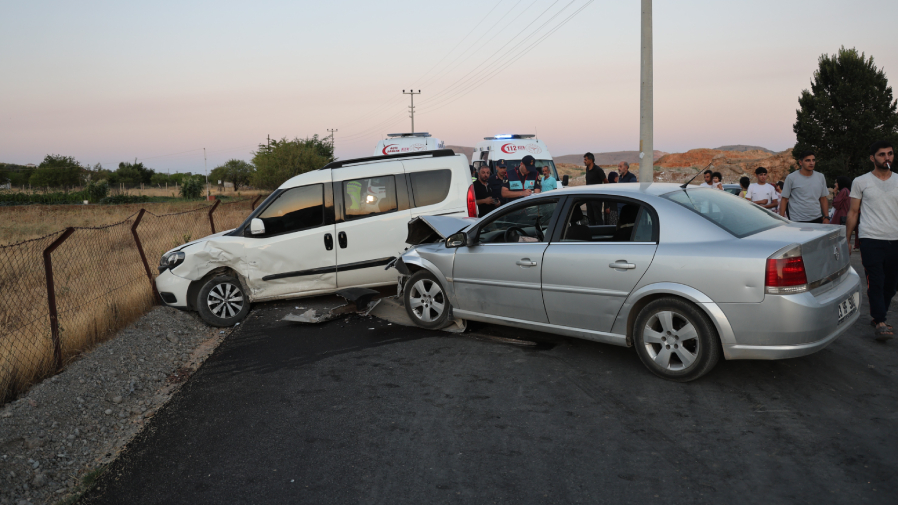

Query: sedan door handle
<box><xmin>516</xmin><ymin>259</ymin><xmax>538</xmax><ymax>267</ymax></box>
<box><xmin>609</xmin><ymin>261</ymin><xmax>636</xmax><ymax>270</ymax></box>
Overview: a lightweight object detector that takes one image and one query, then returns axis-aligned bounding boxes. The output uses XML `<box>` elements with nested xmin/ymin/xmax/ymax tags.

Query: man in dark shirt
<box><xmin>488</xmin><ymin>160</ymin><xmax>508</xmax><ymax>206</ymax></box>
<box><xmin>473</xmin><ymin>165</ymin><xmax>498</xmax><ymax>216</ymax></box>
<box><xmin>502</xmin><ymin>155</ymin><xmax>540</xmax><ymax>203</ymax></box>
<box><xmin>618</xmin><ymin>161</ymin><xmax>638</xmax><ymax>183</ymax></box>
<box><xmin>584</xmin><ymin>152</ymin><xmax>607</xmax><ymax>225</ymax></box>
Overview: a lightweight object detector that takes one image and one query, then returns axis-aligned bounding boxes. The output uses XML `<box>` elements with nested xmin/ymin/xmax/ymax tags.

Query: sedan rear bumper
<box><xmin>720</xmin><ymin>267</ymin><xmax>861</xmax><ymax>360</ymax></box>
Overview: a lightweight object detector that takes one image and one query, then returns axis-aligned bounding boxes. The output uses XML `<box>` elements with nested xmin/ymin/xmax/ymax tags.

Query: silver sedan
<box><xmin>392</xmin><ymin>183</ymin><xmax>861</xmax><ymax>381</ymax></box>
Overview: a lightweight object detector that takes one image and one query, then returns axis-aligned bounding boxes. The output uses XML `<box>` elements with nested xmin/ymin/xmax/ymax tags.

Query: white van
<box><xmin>155</xmin><ymin>149</ymin><xmax>477</xmax><ymax>326</ymax></box>
<box><xmin>471</xmin><ymin>134</ymin><xmax>567</xmax><ymax>186</ymax></box>
<box><xmin>374</xmin><ymin>132</ymin><xmax>445</xmax><ymax>156</ymax></box>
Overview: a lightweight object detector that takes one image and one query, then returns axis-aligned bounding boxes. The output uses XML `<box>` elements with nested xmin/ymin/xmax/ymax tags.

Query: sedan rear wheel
<box><xmin>403</xmin><ymin>270</ymin><xmax>450</xmax><ymax>330</ymax></box>
<box><xmin>633</xmin><ymin>297</ymin><xmax>720</xmax><ymax>382</ymax></box>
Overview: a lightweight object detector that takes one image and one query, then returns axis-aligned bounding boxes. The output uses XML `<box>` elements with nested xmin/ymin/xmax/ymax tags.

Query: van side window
<box><xmin>258</xmin><ymin>184</ymin><xmax>324</xmax><ymax>235</ymax></box>
<box><xmin>343</xmin><ymin>175</ymin><xmax>398</xmax><ymax>220</ymax></box>
<box><xmin>409</xmin><ymin>169</ymin><xmax>452</xmax><ymax>207</ymax></box>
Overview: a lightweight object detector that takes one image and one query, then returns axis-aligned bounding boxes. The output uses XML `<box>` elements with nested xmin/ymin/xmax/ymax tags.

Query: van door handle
<box><xmin>516</xmin><ymin>259</ymin><xmax>537</xmax><ymax>267</ymax></box>
<box><xmin>324</xmin><ymin>233</ymin><xmax>333</xmax><ymax>251</ymax></box>
<box><xmin>609</xmin><ymin>261</ymin><xmax>636</xmax><ymax>270</ymax></box>
<box><xmin>338</xmin><ymin>231</ymin><xmax>347</xmax><ymax>249</ymax></box>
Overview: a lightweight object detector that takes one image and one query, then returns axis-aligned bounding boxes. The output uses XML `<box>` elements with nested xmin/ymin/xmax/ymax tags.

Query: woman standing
<box><xmin>831</xmin><ymin>176</ymin><xmax>851</xmax><ymax>226</ymax></box>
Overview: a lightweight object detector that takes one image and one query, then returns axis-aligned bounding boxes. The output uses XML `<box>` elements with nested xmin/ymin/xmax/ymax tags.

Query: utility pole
<box><xmin>204</xmin><ymin>147</ymin><xmax>209</xmax><ymax>199</ymax></box>
<box><xmin>327</xmin><ymin>128</ymin><xmax>338</xmax><ymax>151</ymax></box>
<box><xmin>403</xmin><ymin>89</ymin><xmax>421</xmax><ymax>133</ymax></box>
<box><xmin>639</xmin><ymin>0</ymin><xmax>654</xmax><ymax>183</ymax></box>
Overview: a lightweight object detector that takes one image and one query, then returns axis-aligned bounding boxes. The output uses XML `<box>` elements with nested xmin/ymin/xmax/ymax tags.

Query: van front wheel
<box><xmin>196</xmin><ymin>274</ymin><xmax>250</xmax><ymax>327</ymax></box>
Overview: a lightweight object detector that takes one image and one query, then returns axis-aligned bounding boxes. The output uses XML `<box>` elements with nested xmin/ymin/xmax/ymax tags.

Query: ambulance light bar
<box><xmin>485</xmin><ymin>134</ymin><xmax>536</xmax><ymax>140</ymax></box>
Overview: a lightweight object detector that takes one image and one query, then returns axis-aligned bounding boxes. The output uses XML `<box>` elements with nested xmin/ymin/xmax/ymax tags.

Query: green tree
<box><xmin>29</xmin><ymin>154</ymin><xmax>83</xmax><ymax>188</ymax></box>
<box><xmin>212</xmin><ymin>159</ymin><xmax>254</xmax><ymax>190</ymax></box>
<box><xmin>793</xmin><ymin>47</ymin><xmax>898</xmax><ymax>179</ymax></box>
<box><xmin>251</xmin><ymin>136</ymin><xmax>334</xmax><ymax>190</ymax></box>
<box><xmin>180</xmin><ymin>177</ymin><xmax>203</xmax><ymax>199</ymax></box>
<box><xmin>111</xmin><ymin>161</ymin><xmax>155</xmax><ymax>186</ymax></box>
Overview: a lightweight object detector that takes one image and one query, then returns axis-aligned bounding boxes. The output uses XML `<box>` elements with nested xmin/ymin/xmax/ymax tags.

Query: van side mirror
<box><xmin>446</xmin><ymin>232</ymin><xmax>467</xmax><ymax>248</ymax></box>
<box><xmin>562</xmin><ymin>175</ymin><xmax>569</xmax><ymax>187</ymax></box>
<box><xmin>249</xmin><ymin>218</ymin><xmax>266</xmax><ymax>236</ymax></box>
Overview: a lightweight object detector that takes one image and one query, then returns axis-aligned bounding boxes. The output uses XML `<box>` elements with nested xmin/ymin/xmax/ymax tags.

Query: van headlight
<box><xmin>159</xmin><ymin>251</ymin><xmax>186</xmax><ymax>273</ymax></box>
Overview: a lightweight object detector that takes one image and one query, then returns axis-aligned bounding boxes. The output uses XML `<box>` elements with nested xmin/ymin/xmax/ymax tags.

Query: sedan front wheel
<box><xmin>633</xmin><ymin>297</ymin><xmax>720</xmax><ymax>382</ymax></box>
<box><xmin>403</xmin><ymin>270</ymin><xmax>450</xmax><ymax>330</ymax></box>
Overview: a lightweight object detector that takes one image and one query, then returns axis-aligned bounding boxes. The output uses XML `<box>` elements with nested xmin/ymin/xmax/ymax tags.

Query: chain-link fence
<box><xmin>0</xmin><ymin>196</ymin><xmax>263</xmax><ymax>404</ymax></box>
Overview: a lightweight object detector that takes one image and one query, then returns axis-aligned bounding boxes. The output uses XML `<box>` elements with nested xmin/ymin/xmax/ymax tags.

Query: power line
<box><xmin>420</xmin><ymin>0</ymin><xmax>574</xmax><ymax>110</ymax></box>
<box><xmin>419</xmin><ymin>0</ymin><xmax>595</xmax><ymax>115</ymax></box>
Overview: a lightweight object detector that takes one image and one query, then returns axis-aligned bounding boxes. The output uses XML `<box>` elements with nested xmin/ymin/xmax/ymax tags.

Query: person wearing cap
<box><xmin>745</xmin><ymin>167</ymin><xmax>779</xmax><ymax>210</ymax></box>
<box><xmin>502</xmin><ymin>155</ymin><xmax>540</xmax><ymax>203</ymax></box>
<box><xmin>488</xmin><ymin>160</ymin><xmax>509</xmax><ymax>207</ymax></box>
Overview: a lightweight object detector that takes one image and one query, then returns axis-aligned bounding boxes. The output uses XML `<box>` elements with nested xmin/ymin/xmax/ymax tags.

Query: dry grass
<box><xmin>0</xmin><ymin>199</ymin><xmax>258</xmax><ymax>402</ymax></box>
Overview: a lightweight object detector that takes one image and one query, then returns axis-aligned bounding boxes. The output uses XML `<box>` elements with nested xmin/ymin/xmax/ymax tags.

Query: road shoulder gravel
<box><xmin>0</xmin><ymin>307</ymin><xmax>228</xmax><ymax>505</ymax></box>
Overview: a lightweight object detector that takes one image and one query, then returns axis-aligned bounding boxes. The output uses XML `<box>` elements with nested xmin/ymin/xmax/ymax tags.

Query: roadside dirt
<box><xmin>0</xmin><ymin>307</ymin><xmax>228</xmax><ymax>505</ymax></box>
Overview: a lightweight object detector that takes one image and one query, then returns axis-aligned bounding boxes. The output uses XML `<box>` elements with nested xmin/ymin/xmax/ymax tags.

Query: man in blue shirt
<box><xmin>488</xmin><ymin>159</ymin><xmax>509</xmax><ymax>206</ymax></box>
<box><xmin>618</xmin><ymin>161</ymin><xmax>638</xmax><ymax>183</ymax></box>
<box><xmin>502</xmin><ymin>155</ymin><xmax>540</xmax><ymax>203</ymax></box>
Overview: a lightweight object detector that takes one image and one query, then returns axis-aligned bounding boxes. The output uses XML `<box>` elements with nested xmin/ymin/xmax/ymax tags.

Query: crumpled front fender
<box><xmin>394</xmin><ymin>246</ymin><xmax>458</xmax><ymax>306</ymax></box>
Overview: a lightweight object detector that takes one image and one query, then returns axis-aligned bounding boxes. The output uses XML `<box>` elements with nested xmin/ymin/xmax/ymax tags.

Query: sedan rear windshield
<box><xmin>663</xmin><ymin>188</ymin><xmax>786</xmax><ymax>238</ymax></box>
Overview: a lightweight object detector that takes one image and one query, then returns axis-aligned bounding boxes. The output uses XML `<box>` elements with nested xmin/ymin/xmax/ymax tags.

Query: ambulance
<box><xmin>471</xmin><ymin>134</ymin><xmax>567</xmax><ymax>186</ymax></box>
<box><xmin>374</xmin><ymin>132</ymin><xmax>445</xmax><ymax>157</ymax></box>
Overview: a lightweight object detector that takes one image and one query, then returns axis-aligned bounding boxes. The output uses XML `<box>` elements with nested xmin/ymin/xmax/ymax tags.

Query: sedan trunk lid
<box><xmin>744</xmin><ymin>223</ymin><xmax>849</xmax><ymax>284</ymax></box>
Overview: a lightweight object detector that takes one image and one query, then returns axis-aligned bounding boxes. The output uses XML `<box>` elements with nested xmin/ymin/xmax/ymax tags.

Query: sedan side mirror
<box><xmin>562</xmin><ymin>174</ymin><xmax>569</xmax><ymax>187</ymax></box>
<box><xmin>249</xmin><ymin>218</ymin><xmax>266</xmax><ymax>236</ymax></box>
<box><xmin>446</xmin><ymin>232</ymin><xmax>467</xmax><ymax>248</ymax></box>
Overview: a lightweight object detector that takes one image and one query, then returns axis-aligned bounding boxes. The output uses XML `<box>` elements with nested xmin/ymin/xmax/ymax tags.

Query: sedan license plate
<box><xmin>837</xmin><ymin>294</ymin><xmax>857</xmax><ymax>324</ymax></box>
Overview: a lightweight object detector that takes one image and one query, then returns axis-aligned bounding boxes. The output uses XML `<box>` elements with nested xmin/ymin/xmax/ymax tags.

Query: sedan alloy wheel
<box><xmin>403</xmin><ymin>270</ymin><xmax>451</xmax><ymax>329</ymax></box>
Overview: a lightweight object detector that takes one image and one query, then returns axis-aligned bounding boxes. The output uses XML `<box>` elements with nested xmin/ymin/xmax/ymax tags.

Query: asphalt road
<box><xmin>83</xmin><ymin>258</ymin><xmax>898</xmax><ymax>505</ymax></box>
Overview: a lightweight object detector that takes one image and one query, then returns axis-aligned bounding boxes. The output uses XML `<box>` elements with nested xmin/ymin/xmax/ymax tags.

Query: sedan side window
<box><xmin>343</xmin><ymin>175</ymin><xmax>398</xmax><ymax>221</ymax></box>
<box><xmin>258</xmin><ymin>184</ymin><xmax>324</xmax><ymax>235</ymax></box>
<box><xmin>561</xmin><ymin>198</ymin><xmax>654</xmax><ymax>243</ymax></box>
<box><xmin>477</xmin><ymin>199</ymin><xmax>558</xmax><ymax>244</ymax></box>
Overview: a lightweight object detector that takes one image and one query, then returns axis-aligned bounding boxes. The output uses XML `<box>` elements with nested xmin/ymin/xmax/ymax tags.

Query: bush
<box><xmin>99</xmin><ymin>194</ymin><xmax>149</xmax><ymax>205</ymax></box>
<box><xmin>86</xmin><ymin>180</ymin><xmax>110</xmax><ymax>203</ymax></box>
<box><xmin>180</xmin><ymin>177</ymin><xmax>204</xmax><ymax>199</ymax></box>
<box><xmin>0</xmin><ymin>191</ymin><xmax>88</xmax><ymax>205</ymax></box>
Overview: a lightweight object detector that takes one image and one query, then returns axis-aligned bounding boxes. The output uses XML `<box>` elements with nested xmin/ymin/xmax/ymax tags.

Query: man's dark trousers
<box><xmin>860</xmin><ymin>238</ymin><xmax>898</xmax><ymax>324</ymax></box>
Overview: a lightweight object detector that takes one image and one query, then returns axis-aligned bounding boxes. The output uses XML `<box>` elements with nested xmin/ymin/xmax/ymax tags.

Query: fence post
<box><xmin>131</xmin><ymin>209</ymin><xmax>160</xmax><ymax>303</ymax></box>
<box><xmin>44</xmin><ymin>227</ymin><xmax>75</xmax><ymax>371</ymax></box>
<box><xmin>251</xmin><ymin>195</ymin><xmax>263</xmax><ymax>210</ymax></box>
<box><xmin>208</xmin><ymin>199</ymin><xmax>220</xmax><ymax>234</ymax></box>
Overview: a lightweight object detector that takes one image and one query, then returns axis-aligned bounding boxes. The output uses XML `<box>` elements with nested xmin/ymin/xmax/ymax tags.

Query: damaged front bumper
<box><xmin>155</xmin><ymin>269</ymin><xmax>191</xmax><ymax>308</ymax></box>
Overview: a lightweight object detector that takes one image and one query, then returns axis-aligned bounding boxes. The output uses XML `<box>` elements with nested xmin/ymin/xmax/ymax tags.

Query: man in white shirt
<box><xmin>745</xmin><ymin>167</ymin><xmax>779</xmax><ymax>210</ymax></box>
<box><xmin>698</xmin><ymin>169</ymin><xmax>713</xmax><ymax>188</ymax></box>
<box><xmin>846</xmin><ymin>140</ymin><xmax>897</xmax><ymax>340</ymax></box>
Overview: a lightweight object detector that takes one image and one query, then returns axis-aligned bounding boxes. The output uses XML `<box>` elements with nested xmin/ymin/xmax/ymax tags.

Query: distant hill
<box><xmin>555</xmin><ymin>150</ymin><xmax>668</xmax><ymax>166</ymax></box>
<box><xmin>711</xmin><ymin>145</ymin><xmax>775</xmax><ymax>154</ymax></box>
<box><xmin>445</xmin><ymin>145</ymin><xmax>475</xmax><ymax>161</ymax></box>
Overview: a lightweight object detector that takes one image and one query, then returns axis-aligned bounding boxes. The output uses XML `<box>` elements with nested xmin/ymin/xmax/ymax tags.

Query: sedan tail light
<box><xmin>765</xmin><ymin>244</ymin><xmax>808</xmax><ymax>294</ymax></box>
<box><xmin>466</xmin><ymin>184</ymin><xmax>478</xmax><ymax>217</ymax></box>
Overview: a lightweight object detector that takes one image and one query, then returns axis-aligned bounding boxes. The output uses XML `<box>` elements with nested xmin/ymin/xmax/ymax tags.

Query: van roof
<box><xmin>321</xmin><ymin>149</ymin><xmax>457</xmax><ymax>170</ymax></box>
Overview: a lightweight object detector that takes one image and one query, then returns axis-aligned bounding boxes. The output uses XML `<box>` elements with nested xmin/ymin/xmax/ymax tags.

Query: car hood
<box><xmin>406</xmin><ymin>215</ymin><xmax>478</xmax><ymax>245</ymax></box>
<box><xmin>163</xmin><ymin>229</ymin><xmax>234</xmax><ymax>257</ymax></box>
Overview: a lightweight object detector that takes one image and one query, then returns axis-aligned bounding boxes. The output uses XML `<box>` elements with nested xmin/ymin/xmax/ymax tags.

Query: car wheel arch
<box><xmin>618</xmin><ymin>283</ymin><xmax>734</xmax><ymax>349</ymax></box>
<box><xmin>187</xmin><ymin>267</ymin><xmax>250</xmax><ymax>311</ymax></box>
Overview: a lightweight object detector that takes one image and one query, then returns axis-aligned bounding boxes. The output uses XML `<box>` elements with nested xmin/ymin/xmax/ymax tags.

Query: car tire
<box><xmin>196</xmin><ymin>274</ymin><xmax>250</xmax><ymax>327</ymax></box>
<box><xmin>633</xmin><ymin>297</ymin><xmax>720</xmax><ymax>382</ymax></box>
<box><xmin>403</xmin><ymin>270</ymin><xmax>451</xmax><ymax>330</ymax></box>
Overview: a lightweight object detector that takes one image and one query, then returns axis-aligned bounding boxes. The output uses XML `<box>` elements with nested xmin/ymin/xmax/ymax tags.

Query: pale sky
<box><xmin>1</xmin><ymin>0</ymin><xmax>895</xmax><ymax>173</ymax></box>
